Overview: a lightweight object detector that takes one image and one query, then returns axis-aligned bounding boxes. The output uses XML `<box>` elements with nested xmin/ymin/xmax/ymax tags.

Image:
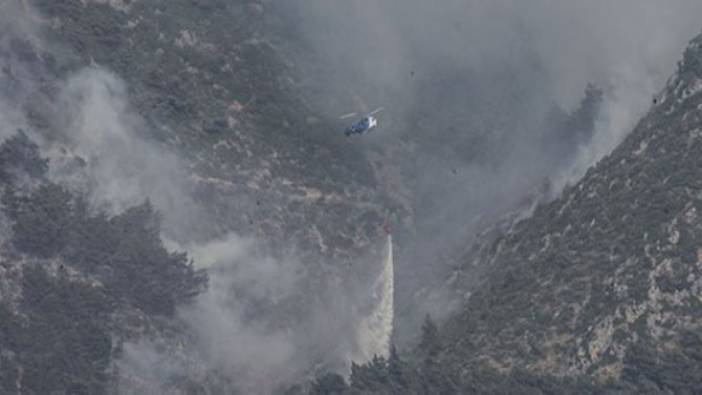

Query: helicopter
<box><xmin>340</xmin><ymin>107</ymin><xmax>384</xmax><ymax>137</ymax></box>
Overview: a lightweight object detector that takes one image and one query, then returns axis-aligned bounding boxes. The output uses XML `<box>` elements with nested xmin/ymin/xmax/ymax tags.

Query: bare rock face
<box><xmin>441</xmin><ymin>31</ymin><xmax>702</xmax><ymax>391</ymax></box>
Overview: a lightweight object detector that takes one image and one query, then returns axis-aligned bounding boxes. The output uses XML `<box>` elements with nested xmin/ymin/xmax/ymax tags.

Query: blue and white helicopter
<box><xmin>340</xmin><ymin>107</ymin><xmax>384</xmax><ymax>137</ymax></box>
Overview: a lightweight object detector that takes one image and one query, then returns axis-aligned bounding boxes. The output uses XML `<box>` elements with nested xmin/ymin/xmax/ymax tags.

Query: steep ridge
<box><xmin>441</xmin><ymin>31</ymin><xmax>702</xmax><ymax>391</ymax></box>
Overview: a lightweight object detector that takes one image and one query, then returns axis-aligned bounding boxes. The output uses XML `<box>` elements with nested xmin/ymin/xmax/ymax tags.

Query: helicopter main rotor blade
<box><xmin>368</xmin><ymin>107</ymin><xmax>384</xmax><ymax>116</ymax></box>
<box><xmin>339</xmin><ymin>112</ymin><xmax>358</xmax><ymax>120</ymax></box>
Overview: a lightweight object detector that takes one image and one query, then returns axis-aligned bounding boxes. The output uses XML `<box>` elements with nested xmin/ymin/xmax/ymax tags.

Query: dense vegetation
<box><xmin>0</xmin><ymin>266</ymin><xmax>112</xmax><ymax>394</ymax></box>
<box><xmin>302</xmin><ymin>318</ymin><xmax>702</xmax><ymax>394</ymax></box>
<box><xmin>298</xmin><ymin>316</ymin><xmax>601</xmax><ymax>395</ymax></box>
<box><xmin>0</xmin><ymin>131</ymin><xmax>206</xmax><ymax>394</ymax></box>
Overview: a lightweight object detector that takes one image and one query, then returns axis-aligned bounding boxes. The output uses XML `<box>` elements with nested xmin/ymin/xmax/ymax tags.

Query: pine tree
<box><xmin>0</xmin><ymin>129</ymin><xmax>48</xmax><ymax>184</ymax></box>
<box><xmin>387</xmin><ymin>344</ymin><xmax>409</xmax><ymax>390</ymax></box>
<box><xmin>310</xmin><ymin>372</ymin><xmax>347</xmax><ymax>395</ymax></box>
<box><xmin>419</xmin><ymin>314</ymin><xmax>441</xmax><ymax>362</ymax></box>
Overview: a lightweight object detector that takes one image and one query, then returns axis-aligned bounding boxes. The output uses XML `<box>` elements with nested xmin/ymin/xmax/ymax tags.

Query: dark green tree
<box><xmin>419</xmin><ymin>314</ymin><xmax>442</xmax><ymax>362</ymax></box>
<box><xmin>349</xmin><ymin>356</ymin><xmax>389</xmax><ymax>392</ymax></box>
<box><xmin>310</xmin><ymin>372</ymin><xmax>347</xmax><ymax>395</ymax></box>
<box><xmin>4</xmin><ymin>182</ymin><xmax>74</xmax><ymax>258</ymax></box>
<box><xmin>387</xmin><ymin>345</ymin><xmax>405</xmax><ymax>384</ymax></box>
<box><xmin>0</xmin><ymin>129</ymin><xmax>48</xmax><ymax>184</ymax></box>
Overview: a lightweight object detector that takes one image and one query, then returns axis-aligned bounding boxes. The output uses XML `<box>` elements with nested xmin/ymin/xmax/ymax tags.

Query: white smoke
<box><xmin>354</xmin><ymin>234</ymin><xmax>394</xmax><ymax>362</ymax></box>
<box><xmin>123</xmin><ymin>231</ymin><xmax>397</xmax><ymax>392</ymax></box>
<box><xmin>554</xmin><ymin>67</ymin><xmax>663</xmax><ymax>190</ymax></box>
<box><xmin>115</xmin><ymin>340</ymin><xmax>192</xmax><ymax>395</ymax></box>
<box><xmin>177</xmin><ymin>233</ymin><xmax>302</xmax><ymax>391</ymax></box>
<box><xmin>45</xmin><ymin>67</ymin><xmax>207</xmax><ymax>243</ymax></box>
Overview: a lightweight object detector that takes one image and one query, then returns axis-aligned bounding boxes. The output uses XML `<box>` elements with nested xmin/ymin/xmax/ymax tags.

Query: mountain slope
<box><xmin>23</xmin><ymin>0</ymin><xmax>390</xmax><ymax>264</ymax></box>
<box><xmin>441</xmin><ymin>31</ymin><xmax>702</xmax><ymax>391</ymax></box>
<box><xmin>0</xmin><ymin>1</ymin><xmax>395</xmax><ymax>393</ymax></box>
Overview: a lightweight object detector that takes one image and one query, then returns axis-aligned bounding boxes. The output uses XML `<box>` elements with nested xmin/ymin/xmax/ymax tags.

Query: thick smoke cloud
<box><xmin>288</xmin><ymin>0</ymin><xmax>702</xmax><ymax>109</ymax></box>
<box><xmin>286</xmin><ymin>0</ymin><xmax>702</xmax><ymax>167</ymax></box>
<box><xmin>276</xmin><ymin>0</ymin><xmax>702</xmax><ymax>339</ymax></box>
<box><xmin>284</xmin><ymin>0</ymin><xmax>702</xmax><ymax>205</ymax></box>
<box><xmin>125</xmin><ymin>232</ymin><xmax>387</xmax><ymax>393</ymax></box>
<box><xmin>46</xmin><ymin>67</ymin><xmax>210</xmax><ymax>244</ymax></box>
<box><xmin>178</xmin><ymin>233</ymin><xmax>301</xmax><ymax>391</ymax></box>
